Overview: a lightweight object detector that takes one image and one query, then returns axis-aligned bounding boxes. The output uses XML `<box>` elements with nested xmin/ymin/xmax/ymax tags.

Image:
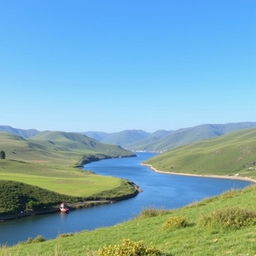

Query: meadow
<box><xmin>0</xmin><ymin>132</ymin><xmax>136</xmax><ymax>216</ymax></box>
<box><xmin>2</xmin><ymin>185</ymin><xmax>256</xmax><ymax>255</ymax></box>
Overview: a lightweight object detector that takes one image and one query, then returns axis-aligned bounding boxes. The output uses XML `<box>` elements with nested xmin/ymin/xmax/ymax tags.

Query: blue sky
<box><xmin>0</xmin><ymin>0</ymin><xmax>255</xmax><ymax>132</ymax></box>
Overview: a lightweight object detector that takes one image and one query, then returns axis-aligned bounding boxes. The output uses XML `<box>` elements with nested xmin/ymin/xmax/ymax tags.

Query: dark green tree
<box><xmin>0</xmin><ymin>151</ymin><xmax>6</xmax><ymax>159</ymax></box>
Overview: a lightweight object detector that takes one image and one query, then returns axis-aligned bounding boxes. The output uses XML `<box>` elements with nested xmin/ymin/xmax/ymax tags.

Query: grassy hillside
<box><xmin>3</xmin><ymin>185</ymin><xmax>256</xmax><ymax>255</ymax></box>
<box><xmin>129</xmin><ymin>122</ymin><xmax>256</xmax><ymax>152</ymax></box>
<box><xmin>31</xmin><ymin>131</ymin><xmax>133</xmax><ymax>156</ymax></box>
<box><xmin>0</xmin><ymin>132</ymin><xmax>136</xmax><ymax>216</ymax></box>
<box><xmin>146</xmin><ymin>128</ymin><xmax>256</xmax><ymax>179</ymax></box>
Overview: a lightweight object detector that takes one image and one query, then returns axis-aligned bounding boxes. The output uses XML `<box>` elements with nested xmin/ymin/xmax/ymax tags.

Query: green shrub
<box><xmin>32</xmin><ymin>235</ymin><xmax>46</xmax><ymax>243</ymax></box>
<box><xmin>57</xmin><ymin>233</ymin><xmax>74</xmax><ymax>238</ymax></box>
<box><xmin>162</xmin><ymin>216</ymin><xmax>188</xmax><ymax>230</ymax></box>
<box><xmin>138</xmin><ymin>208</ymin><xmax>169</xmax><ymax>219</ymax></box>
<box><xmin>98</xmin><ymin>239</ymin><xmax>166</xmax><ymax>256</ymax></box>
<box><xmin>20</xmin><ymin>235</ymin><xmax>46</xmax><ymax>244</ymax></box>
<box><xmin>200</xmin><ymin>207</ymin><xmax>256</xmax><ymax>230</ymax></box>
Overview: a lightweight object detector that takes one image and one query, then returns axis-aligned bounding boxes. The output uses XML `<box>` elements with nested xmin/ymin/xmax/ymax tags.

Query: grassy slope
<box><xmin>30</xmin><ymin>130</ymin><xmax>133</xmax><ymax>155</ymax></box>
<box><xmin>146</xmin><ymin>128</ymin><xmax>256</xmax><ymax>179</ymax></box>
<box><xmin>3</xmin><ymin>185</ymin><xmax>256</xmax><ymax>255</ymax></box>
<box><xmin>0</xmin><ymin>132</ymin><xmax>135</xmax><ymax>199</ymax></box>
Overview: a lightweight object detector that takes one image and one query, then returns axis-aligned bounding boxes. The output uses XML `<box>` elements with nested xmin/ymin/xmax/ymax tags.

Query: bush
<box><xmin>162</xmin><ymin>216</ymin><xmax>188</xmax><ymax>230</ymax></box>
<box><xmin>200</xmin><ymin>207</ymin><xmax>256</xmax><ymax>230</ymax></box>
<box><xmin>138</xmin><ymin>208</ymin><xmax>169</xmax><ymax>219</ymax></box>
<box><xmin>32</xmin><ymin>235</ymin><xmax>46</xmax><ymax>243</ymax></box>
<box><xmin>20</xmin><ymin>235</ymin><xmax>46</xmax><ymax>245</ymax></box>
<box><xmin>98</xmin><ymin>239</ymin><xmax>166</xmax><ymax>256</ymax></box>
<box><xmin>58</xmin><ymin>233</ymin><xmax>74</xmax><ymax>238</ymax></box>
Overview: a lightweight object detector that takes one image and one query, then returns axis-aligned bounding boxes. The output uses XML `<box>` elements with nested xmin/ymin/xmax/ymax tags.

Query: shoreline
<box><xmin>141</xmin><ymin>163</ymin><xmax>256</xmax><ymax>184</ymax></box>
<box><xmin>0</xmin><ymin>183</ymin><xmax>141</xmax><ymax>222</ymax></box>
<box><xmin>0</xmin><ymin>154</ymin><xmax>140</xmax><ymax>222</ymax></box>
<box><xmin>75</xmin><ymin>153</ymin><xmax>136</xmax><ymax>168</ymax></box>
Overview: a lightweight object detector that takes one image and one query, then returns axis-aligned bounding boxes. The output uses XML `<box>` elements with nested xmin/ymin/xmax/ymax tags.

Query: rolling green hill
<box><xmin>146</xmin><ymin>128</ymin><xmax>256</xmax><ymax>178</ymax></box>
<box><xmin>0</xmin><ymin>131</ymin><xmax>136</xmax><ymax>216</ymax></box>
<box><xmin>129</xmin><ymin>122</ymin><xmax>256</xmax><ymax>152</ymax></box>
<box><xmin>30</xmin><ymin>131</ymin><xmax>132</xmax><ymax>156</ymax></box>
<box><xmin>0</xmin><ymin>132</ymin><xmax>66</xmax><ymax>162</ymax></box>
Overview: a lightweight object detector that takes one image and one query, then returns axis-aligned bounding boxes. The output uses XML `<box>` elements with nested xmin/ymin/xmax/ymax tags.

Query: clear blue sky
<box><xmin>0</xmin><ymin>0</ymin><xmax>255</xmax><ymax>132</ymax></box>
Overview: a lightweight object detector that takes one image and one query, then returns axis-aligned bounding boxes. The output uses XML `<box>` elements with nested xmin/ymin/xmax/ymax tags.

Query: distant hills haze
<box><xmin>1</xmin><ymin>122</ymin><xmax>256</xmax><ymax>152</ymax></box>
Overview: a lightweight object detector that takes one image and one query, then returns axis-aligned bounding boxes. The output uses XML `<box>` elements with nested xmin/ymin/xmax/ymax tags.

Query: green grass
<box><xmin>0</xmin><ymin>179</ymin><xmax>136</xmax><ymax>216</ymax></box>
<box><xmin>0</xmin><ymin>180</ymin><xmax>81</xmax><ymax>215</ymax></box>
<box><xmin>146</xmin><ymin>128</ymin><xmax>256</xmax><ymax>179</ymax></box>
<box><xmin>0</xmin><ymin>131</ymin><xmax>136</xmax><ymax>215</ymax></box>
<box><xmin>3</xmin><ymin>185</ymin><xmax>256</xmax><ymax>255</ymax></box>
<box><xmin>0</xmin><ymin>167</ymin><xmax>123</xmax><ymax>197</ymax></box>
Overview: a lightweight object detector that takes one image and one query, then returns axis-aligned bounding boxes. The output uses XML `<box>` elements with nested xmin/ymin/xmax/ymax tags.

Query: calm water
<box><xmin>0</xmin><ymin>152</ymin><xmax>252</xmax><ymax>245</ymax></box>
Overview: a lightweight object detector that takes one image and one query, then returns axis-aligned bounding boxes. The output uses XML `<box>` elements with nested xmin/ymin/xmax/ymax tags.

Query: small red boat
<box><xmin>59</xmin><ymin>203</ymin><xmax>69</xmax><ymax>213</ymax></box>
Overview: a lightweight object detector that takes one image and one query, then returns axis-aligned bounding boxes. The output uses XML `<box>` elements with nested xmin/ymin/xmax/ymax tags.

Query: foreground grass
<box><xmin>3</xmin><ymin>185</ymin><xmax>256</xmax><ymax>255</ymax></box>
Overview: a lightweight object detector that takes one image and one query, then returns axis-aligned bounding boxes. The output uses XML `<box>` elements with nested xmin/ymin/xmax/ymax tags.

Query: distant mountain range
<box><xmin>83</xmin><ymin>129</ymin><xmax>171</xmax><ymax>149</ymax></box>
<box><xmin>2</xmin><ymin>122</ymin><xmax>256</xmax><ymax>152</ymax></box>
<box><xmin>84</xmin><ymin>122</ymin><xmax>256</xmax><ymax>152</ymax></box>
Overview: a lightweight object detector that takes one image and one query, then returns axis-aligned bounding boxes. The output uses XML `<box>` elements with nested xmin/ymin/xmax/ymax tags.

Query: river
<box><xmin>0</xmin><ymin>152</ymin><xmax>252</xmax><ymax>245</ymax></box>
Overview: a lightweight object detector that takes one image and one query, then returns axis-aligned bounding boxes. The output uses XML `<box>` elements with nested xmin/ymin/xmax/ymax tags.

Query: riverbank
<box><xmin>0</xmin><ymin>201</ymin><xmax>114</xmax><ymax>222</ymax></box>
<box><xmin>0</xmin><ymin>131</ymin><xmax>140</xmax><ymax>222</ymax></box>
<box><xmin>142</xmin><ymin>163</ymin><xmax>256</xmax><ymax>184</ymax></box>
<box><xmin>0</xmin><ymin>180</ymin><xmax>140</xmax><ymax>222</ymax></box>
<box><xmin>75</xmin><ymin>153</ymin><xmax>136</xmax><ymax>167</ymax></box>
<box><xmin>1</xmin><ymin>152</ymin><xmax>253</xmax><ymax>249</ymax></box>
<box><xmin>5</xmin><ymin>182</ymin><xmax>256</xmax><ymax>255</ymax></box>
